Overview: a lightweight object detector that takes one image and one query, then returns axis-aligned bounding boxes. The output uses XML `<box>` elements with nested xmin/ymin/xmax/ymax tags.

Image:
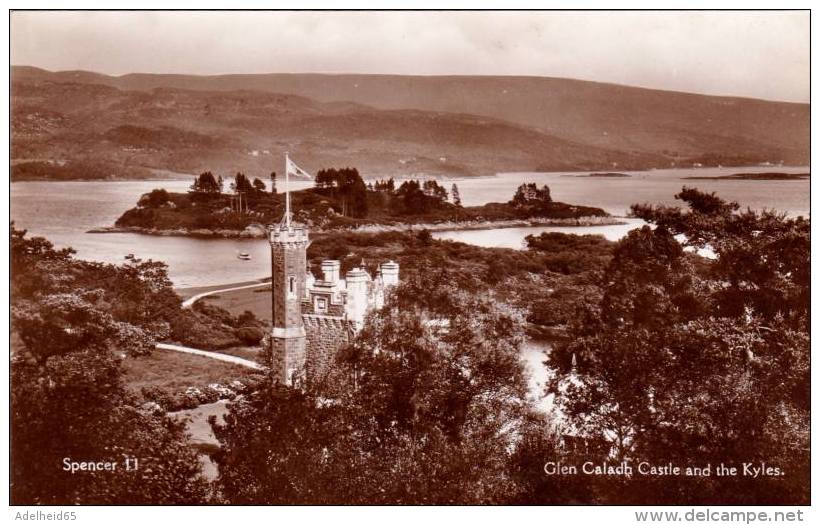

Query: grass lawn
<box><xmin>121</xmin><ymin>347</ymin><xmax>253</xmax><ymax>393</ymax></box>
<box><xmin>174</xmin><ymin>278</ymin><xmax>270</xmax><ymax>301</ymax></box>
<box><xmin>199</xmin><ymin>286</ymin><xmax>272</xmax><ymax>323</ymax></box>
<box><xmin>212</xmin><ymin>346</ymin><xmax>262</xmax><ymax>360</ymax></box>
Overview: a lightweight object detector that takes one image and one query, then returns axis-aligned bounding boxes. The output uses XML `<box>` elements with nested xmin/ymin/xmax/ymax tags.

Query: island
<box><xmin>11</xmin><ymin>160</ymin><xmax>157</xmax><ymax>181</ymax></box>
<box><xmin>682</xmin><ymin>172</ymin><xmax>809</xmax><ymax>180</ymax></box>
<box><xmin>97</xmin><ymin>170</ymin><xmax>619</xmax><ymax>238</ymax></box>
<box><xmin>582</xmin><ymin>172</ymin><xmax>632</xmax><ymax>178</ymax></box>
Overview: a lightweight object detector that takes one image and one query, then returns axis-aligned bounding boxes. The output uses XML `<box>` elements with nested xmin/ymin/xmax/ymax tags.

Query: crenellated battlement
<box><xmin>269</xmin><ymin>223</ymin><xmax>310</xmax><ymax>246</ymax></box>
<box><xmin>268</xmin><ymin>218</ymin><xmax>399</xmax><ymax>386</ymax></box>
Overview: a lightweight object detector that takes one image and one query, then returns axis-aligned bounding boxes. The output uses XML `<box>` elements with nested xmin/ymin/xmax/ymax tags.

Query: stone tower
<box><xmin>269</xmin><ymin>222</ymin><xmax>309</xmax><ymax>385</ymax></box>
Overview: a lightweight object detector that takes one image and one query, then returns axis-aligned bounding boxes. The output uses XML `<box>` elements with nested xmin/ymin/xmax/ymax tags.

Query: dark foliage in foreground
<box><xmin>212</xmin><ymin>188</ymin><xmax>808</xmax><ymax>504</ymax></box>
<box><xmin>549</xmin><ymin>188</ymin><xmax>810</xmax><ymax>504</ymax></box>
<box><xmin>10</xmin><ymin>225</ymin><xmax>210</xmax><ymax>504</ymax></box>
<box><xmin>211</xmin><ymin>275</ymin><xmax>578</xmax><ymax>504</ymax></box>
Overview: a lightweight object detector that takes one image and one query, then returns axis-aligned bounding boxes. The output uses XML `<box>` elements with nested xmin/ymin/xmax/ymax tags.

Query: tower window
<box><xmin>315</xmin><ymin>297</ymin><xmax>327</xmax><ymax>312</ymax></box>
<box><xmin>288</xmin><ymin>276</ymin><xmax>296</xmax><ymax>297</ymax></box>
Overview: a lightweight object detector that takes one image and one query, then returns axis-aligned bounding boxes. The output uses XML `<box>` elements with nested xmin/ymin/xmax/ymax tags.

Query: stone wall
<box><xmin>270</xmin><ymin>336</ymin><xmax>306</xmax><ymax>385</ymax></box>
<box><xmin>303</xmin><ymin>314</ymin><xmax>353</xmax><ymax>381</ymax></box>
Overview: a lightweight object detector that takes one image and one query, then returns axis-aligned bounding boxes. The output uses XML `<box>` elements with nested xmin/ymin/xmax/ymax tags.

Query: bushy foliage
<box><xmin>372</xmin><ymin>177</ymin><xmax>396</xmax><ymax>192</ymax></box>
<box><xmin>395</xmin><ymin>179</ymin><xmax>451</xmax><ymax>215</ymax></box>
<box><xmin>10</xmin><ymin>226</ymin><xmax>209</xmax><ymax>504</ymax></box>
<box><xmin>252</xmin><ymin>177</ymin><xmax>266</xmax><ymax>193</ymax></box>
<box><xmin>169</xmin><ymin>301</ymin><xmax>267</xmax><ymax>350</ymax></box>
<box><xmin>189</xmin><ymin>171</ymin><xmax>222</xmax><ymax>195</ymax></box>
<box><xmin>548</xmin><ymin>188</ymin><xmax>809</xmax><ymax>504</ymax></box>
<box><xmin>211</xmin><ymin>274</ymin><xmax>565</xmax><ymax>504</ymax></box>
<box><xmin>511</xmin><ymin>182</ymin><xmax>552</xmax><ymax>208</ymax></box>
<box><xmin>138</xmin><ymin>188</ymin><xmax>171</xmax><ymax>208</ymax></box>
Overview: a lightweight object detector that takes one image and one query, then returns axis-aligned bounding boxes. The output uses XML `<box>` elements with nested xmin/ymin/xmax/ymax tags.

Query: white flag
<box><xmin>286</xmin><ymin>156</ymin><xmax>313</xmax><ymax>180</ymax></box>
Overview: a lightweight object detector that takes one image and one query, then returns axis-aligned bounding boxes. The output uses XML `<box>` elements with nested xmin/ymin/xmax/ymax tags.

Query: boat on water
<box><xmin>237</xmin><ymin>252</ymin><xmax>251</xmax><ymax>261</ymax></box>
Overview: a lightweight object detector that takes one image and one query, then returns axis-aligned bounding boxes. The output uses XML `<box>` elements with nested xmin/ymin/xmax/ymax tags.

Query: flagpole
<box><xmin>285</xmin><ymin>152</ymin><xmax>291</xmax><ymax>228</ymax></box>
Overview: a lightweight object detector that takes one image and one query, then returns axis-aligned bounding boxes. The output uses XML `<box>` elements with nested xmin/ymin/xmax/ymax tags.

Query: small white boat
<box><xmin>237</xmin><ymin>252</ymin><xmax>251</xmax><ymax>261</ymax></box>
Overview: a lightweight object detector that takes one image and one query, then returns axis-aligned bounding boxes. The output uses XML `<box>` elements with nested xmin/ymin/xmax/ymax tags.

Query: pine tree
<box><xmin>451</xmin><ymin>183</ymin><xmax>462</xmax><ymax>207</ymax></box>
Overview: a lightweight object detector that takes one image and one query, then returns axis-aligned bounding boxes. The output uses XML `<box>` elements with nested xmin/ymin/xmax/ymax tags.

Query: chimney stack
<box><xmin>380</xmin><ymin>261</ymin><xmax>400</xmax><ymax>287</ymax></box>
<box><xmin>320</xmin><ymin>260</ymin><xmax>341</xmax><ymax>285</ymax></box>
<box><xmin>345</xmin><ymin>267</ymin><xmax>371</xmax><ymax>327</ymax></box>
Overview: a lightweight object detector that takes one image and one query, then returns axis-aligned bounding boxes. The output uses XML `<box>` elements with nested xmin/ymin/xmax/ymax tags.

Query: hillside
<box><xmin>11</xmin><ymin>66</ymin><xmax>809</xmax><ymax>179</ymax></box>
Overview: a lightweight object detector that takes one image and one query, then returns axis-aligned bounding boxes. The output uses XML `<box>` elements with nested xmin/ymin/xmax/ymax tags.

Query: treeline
<box><xmin>313</xmin><ymin>167</ymin><xmax>368</xmax><ymax>218</ymax></box>
<box><xmin>366</xmin><ymin>178</ymin><xmax>460</xmax><ymax>215</ymax></box>
<box><xmin>11</xmin><ymin>160</ymin><xmax>153</xmax><ymax>181</ymax></box>
<box><xmin>189</xmin><ymin>171</ymin><xmax>276</xmax><ymax>199</ymax></box>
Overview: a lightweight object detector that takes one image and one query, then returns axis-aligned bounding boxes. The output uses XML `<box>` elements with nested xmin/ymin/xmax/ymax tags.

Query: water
<box><xmin>10</xmin><ymin>166</ymin><xmax>809</xmax><ymax>286</ymax></box>
<box><xmin>11</xmin><ymin>179</ymin><xmax>313</xmax><ymax>288</ymax></box>
<box><xmin>432</xmin><ymin>218</ymin><xmax>647</xmax><ymax>249</ymax></box>
<box><xmin>452</xmin><ymin>166</ymin><xmax>810</xmax><ymax>216</ymax></box>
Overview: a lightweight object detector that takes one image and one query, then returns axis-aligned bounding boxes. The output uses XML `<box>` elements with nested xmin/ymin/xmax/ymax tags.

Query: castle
<box><xmin>268</xmin><ymin>220</ymin><xmax>399</xmax><ymax>385</ymax></box>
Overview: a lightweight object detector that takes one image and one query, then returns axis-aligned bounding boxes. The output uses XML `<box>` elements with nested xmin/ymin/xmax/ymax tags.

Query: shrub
<box><xmin>236</xmin><ymin>310</ymin><xmax>258</xmax><ymax>327</ymax></box>
<box><xmin>236</xmin><ymin>326</ymin><xmax>265</xmax><ymax>345</ymax></box>
<box><xmin>138</xmin><ymin>189</ymin><xmax>171</xmax><ymax>208</ymax></box>
<box><xmin>140</xmin><ymin>385</ymin><xmax>175</xmax><ymax>410</ymax></box>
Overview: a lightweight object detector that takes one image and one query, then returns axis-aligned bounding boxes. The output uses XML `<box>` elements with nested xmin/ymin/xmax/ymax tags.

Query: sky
<box><xmin>10</xmin><ymin>10</ymin><xmax>810</xmax><ymax>103</ymax></box>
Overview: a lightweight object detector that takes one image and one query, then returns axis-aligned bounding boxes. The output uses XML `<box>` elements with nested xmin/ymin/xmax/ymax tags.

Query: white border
<box><xmin>2</xmin><ymin>3</ymin><xmax>816</xmax><ymax>523</ymax></box>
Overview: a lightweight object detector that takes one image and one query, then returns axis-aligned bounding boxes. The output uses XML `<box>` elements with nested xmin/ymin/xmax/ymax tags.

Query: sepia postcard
<box><xmin>6</xmin><ymin>7</ymin><xmax>811</xmax><ymax>516</ymax></box>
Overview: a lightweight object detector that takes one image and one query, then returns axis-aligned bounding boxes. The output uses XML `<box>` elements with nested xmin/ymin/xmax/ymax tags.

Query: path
<box><xmin>155</xmin><ymin>342</ymin><xmax>263</xmax><ymax>370</ymax></box>
<box><xmin>180</xmin><ymin>281</ymin><xmax>269</xmax><ymax>308</ymax></box>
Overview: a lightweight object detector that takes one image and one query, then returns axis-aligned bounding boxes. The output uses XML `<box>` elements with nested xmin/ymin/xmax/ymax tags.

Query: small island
<box><xmin>98</xmin><ymin>169</ymin><xmax>618</xmax><ymax>238</ymax></box>
<box><xmin>582</xmin><ymin>172</ymin><xmax>632</xmax><ymax>178</ymax></box>
<box><xmin>682</xmin><ymin>172</ymin><xmax>809</xmax><ymax>181</ymax></box>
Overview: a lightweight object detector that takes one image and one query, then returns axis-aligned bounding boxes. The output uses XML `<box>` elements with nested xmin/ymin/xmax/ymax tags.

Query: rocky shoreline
<box><xmin>87</xmin><ymin>215</ymin><xmax>626</xmax><ymax>239</ymax></box>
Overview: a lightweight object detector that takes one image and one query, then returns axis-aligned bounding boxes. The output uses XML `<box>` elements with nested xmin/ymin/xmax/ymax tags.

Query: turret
<box><xmin>380</xmin><ymin>260</ymin><xmax>400</xmax><ymax>287</ymax></box>
<box><xmin>345</xmin><ymin>267</ymin><xmax>371</xmax><ymax>327</ymax></box>
<box><xmin>269</xmin><ymin>222</ymin><xmax>309</xmax><ymax>385</ymax></box>
<box><xmin>320</xmin><ymin>260</ymin><xmax>341</xmax><ymax>286</ymax></box>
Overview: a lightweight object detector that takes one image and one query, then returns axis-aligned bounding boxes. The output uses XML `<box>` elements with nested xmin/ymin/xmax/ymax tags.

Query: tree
<box><xmin>10</xmin><ymin>228</ymin><xmax>209</xmax><ymax>504</ymax></box>
<box><xmin>138</xmin><ymin>188</ymin><xmax>170</xmax><ymax>208</ymax></box>
<box><xmin>374</xmin><ymin>178</ymin><xmax>396</xmax><ymax>193</ymax></box>
<box><xmin>11</xmin><ymin>317</ymin><xmax>210</xmax><ymax>503</ymax></box>
<box><xmin>269</xmin><ymin>172</ymin><xmax>277</xmax><ymax>194</ymax></box>
<box><xmin>252</xmin><ymin>177</ymin><xmax>266</xmax><ymax>193</ymax></box>
<box><xmin>451</xmin><ymin>183</ymin><xmax>462</xmax><ymax>207</ymax></box>
<box><xmin>212</xmin><ymin>273</ymin><xmax>534</xmax><ymax>504</ymax></box>
<box><xmin>233</xmin><ymin>172</ymin><xmax>254</xmax><ymax>194</ymax></box>
<box><xmin>396</xmin><ymin>180</ymin><xmax>429</xmax><ymax>214</ymax></box>
<box><xmin>347</xmin><ymin>174</ymin><xmax>369</xmax><ymax>218</ymax></box>
<box><xmin>548</xmin><ymin>188</ymin><xmax>809</xmax><ymax>504</ymax></box>
<box><xmin>422</xmin><ymin>180</ymin><xmax>448</xmax><ymax>202</ymax></box>
<box><xmin>314</xmin><ymin>168</ymin><xmax>335</xmax><ymax>189</ymax></box>
<box><xmin>189</xmin><ymin>171</ymin><xmax>220</xmax><ymax>194</ymax></box>
<box><xmin>313</xmin><ymin>167</ymin><xmax>368</xmax><ymax>217</ymax></box>
<box><xmin>511</xmin><ymin>183</ymin><xmax>552</xmax><ymax>208</ymax></box>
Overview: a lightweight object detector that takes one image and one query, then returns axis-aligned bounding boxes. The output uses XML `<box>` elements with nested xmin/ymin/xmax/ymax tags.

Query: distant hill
<box><xmin>11</xmin><ymin>66</ymin><xmax>809</xmax><ymax>179</ymax></box>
